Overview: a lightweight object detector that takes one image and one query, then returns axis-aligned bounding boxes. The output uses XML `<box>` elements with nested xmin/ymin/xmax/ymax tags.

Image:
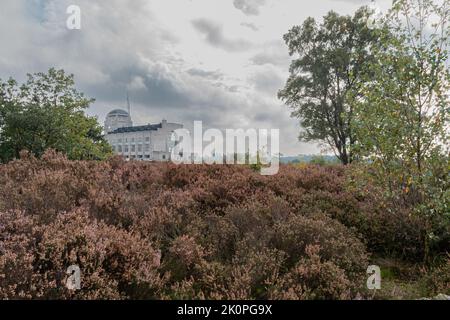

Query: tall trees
<box><xmin>279</xmin><ymin>7</ymin><xmax>381</xmax><ymax>164</ymax></box>
<box><xmin>351</xmin><ymin>0</ymin><xmax>450</xmax><ymax>262</ymax></box>
<box><xmin>0</xmin><ymin>68</ymin><xmax>112</xmax><ymax>162</ymax></box>
<box><xmin>352</xmin><ymin>0</ymin><xmax>449</xmax><ymax>191</ymax></box>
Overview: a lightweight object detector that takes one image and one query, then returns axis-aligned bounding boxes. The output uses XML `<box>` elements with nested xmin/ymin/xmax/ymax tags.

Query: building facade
<box><xmin>104</xmin><ymin>109</ymin><xmax>182</xmax><ymax>161</ymax></box>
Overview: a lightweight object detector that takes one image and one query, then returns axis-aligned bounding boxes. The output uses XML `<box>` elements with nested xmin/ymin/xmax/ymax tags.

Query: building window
<box><xmin>118</xmin><ymin>145</ymin><xmax>122</xmax><ymax>152</ymax></box>
<box><xmin>124</xmin><ymin>145</ymin><xmax>129</xmax><ymax>153</ymax></box>
<box><xmin>145</xmin><ymin>137</ymin><xmax>150</xmax><ymax>142</ymax></box>
<box><xmin>131</xmin><ymin>145</ymin><xmax>135</xmax><ymax>152</ymax></box>
<box><xmin>145</xmin><ymin>155</ymin><xmax>150</xmax><ymax>159</ymax></box>
<box><xmin>138</xmin><ymin>144</ymin><xmax>142</xmax><ymax>152</ymax></box>
<box><xmin>145</xmin><ymin>144</ymin><xmax>150</xmax><ymax>152</ymax></box>
<box><xmin>118</xmin><ymin>139</ymin><xmax>122</xmax><ymax>143</ymax></box>
<box><xmin>162</xmin><ymin>155</ymin><xmax>166</xmax><ymax>160</ymax></box>
<box><xmin>131</xmin><ymin>138</ymin><xmax>135</xmax><ymax>143</ymax></box>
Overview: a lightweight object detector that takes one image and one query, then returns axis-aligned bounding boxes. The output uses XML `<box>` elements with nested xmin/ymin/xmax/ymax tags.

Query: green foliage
<box><xmin>309</xmin><ymin>155</ymin><xmax>340</xmax><ymax>166</ymax></box>
<box><xmin>352</xmin><ymin>0</ymin><xmax>449</xmax><ymax>187</ymax></box>
<box><xmin>0</xmin><ymin>68</ymin><xmax>112</xmax><ymax>162</ymax></box>
<box><xmin>421</xmin><ymin>254</ymin><xmax>450</xmax><ymax>295</ymax></box>
<box><xmin>309</xmin><ymin>156</ymin><xmax>327</xmax><ymax>166</ymax></box>
<box><xmin>279</xmin><ymin>7</ymin><xmax>382</xmax><ymax>164</ymax></box>
<box><xmin>350</xmin><ymin>0</ymin><xmax>450</xmax><ymax>262</ymax></box>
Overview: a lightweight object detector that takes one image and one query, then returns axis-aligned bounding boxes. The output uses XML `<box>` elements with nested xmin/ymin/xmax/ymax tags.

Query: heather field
<box><xmin>0</xmin><ymin>150</ymin><xmax>448</xmax><ymax>300</ymax></box>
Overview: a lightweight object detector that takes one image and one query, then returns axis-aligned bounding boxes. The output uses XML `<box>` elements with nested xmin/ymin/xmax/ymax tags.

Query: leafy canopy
<box><xmin>279</xmin><ymin>7</ymin><xmax>382</xmax><ymax>164</ymax></box>
<box><xmin>352</xmin><ymin>0</ymin><xmax>449</xmax><ymax>189</ymax></box>
<box><xmin>350</xmin><ymin>0</ymin><xmax>450</xmax><ymax>262</ymax></box>
<box><xmin>0</xmin><ymin>68</ymin><xmax>112</xmax><ymax>162</ymax></box>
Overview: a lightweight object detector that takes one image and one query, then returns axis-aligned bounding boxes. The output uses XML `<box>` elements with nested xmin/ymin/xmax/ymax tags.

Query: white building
<box><xmin>104</xmin><ymin>109</ymin><xmax>182</xmax><ymax>161</ymax></box>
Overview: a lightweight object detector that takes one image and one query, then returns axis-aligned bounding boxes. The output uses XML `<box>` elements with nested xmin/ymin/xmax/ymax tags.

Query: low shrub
<box><xmin>0</xmin><ymin>208</ymin><xmax>164</xmax><ymax>299</ymax></box>
<box><xmin>0</xmin><ymin>150</ymin><xmax>446</xmax><ymax>299</ymax></box>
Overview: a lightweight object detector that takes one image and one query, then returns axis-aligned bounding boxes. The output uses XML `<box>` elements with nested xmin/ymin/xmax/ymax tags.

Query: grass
<box><xmin>369</xmin><ymin>257</ymin><xmax>439</xmax><ymax>300</ymax></box>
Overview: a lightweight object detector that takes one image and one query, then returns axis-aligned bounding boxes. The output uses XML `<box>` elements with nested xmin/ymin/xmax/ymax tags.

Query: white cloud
<box><xmin>0</xmin><ymin>0</ymin><xmax>392</xmax><ymax>155</ymax></box>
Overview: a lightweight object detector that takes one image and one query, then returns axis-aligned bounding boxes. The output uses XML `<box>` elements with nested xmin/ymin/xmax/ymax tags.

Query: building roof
<box><xmin>107</xmin><ymin>109</ymin><xmax>130</xmax><ymax>116</ymax></box>
<box><xmin>110</xmin><ymin>123</ymin><xmax>162</xmax><ymax>134</ymax></box>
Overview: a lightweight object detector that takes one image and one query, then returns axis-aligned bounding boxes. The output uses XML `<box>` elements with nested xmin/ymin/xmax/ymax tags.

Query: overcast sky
<box><xmin>0</xmin><ymin>0</ymin><xmax>392</xmax><ymax>155</ymax></box>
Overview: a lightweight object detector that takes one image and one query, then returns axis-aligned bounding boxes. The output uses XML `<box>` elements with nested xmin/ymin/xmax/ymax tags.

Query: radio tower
<box><xmin>126</xmin><ymin>91</ymin><xmax>131</xmax><ymax>116</ymax></box>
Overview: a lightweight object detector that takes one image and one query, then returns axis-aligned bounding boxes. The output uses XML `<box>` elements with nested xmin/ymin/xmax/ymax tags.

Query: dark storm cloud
<box><xmin>186</xmin><ymin>68</ymin><xmax>224</xmax><ymax>80</ymax></box>
<box><xmin>250</xmin><ymin>40</ymin><xmax>291</xmax><ymax>68</ymax></box>
<box><xmin>335</xmin><ymin>0</ymin><xmax>369</xmax><ymax>3</ymax></box>
<box><xmin>137</xmin><ymin>75</ymin><xmax>192</xmax><ymax>109</ymax></box>
<box><xmin>233</xmin><ymin>0</ymin><xmax>267</xmax><ymax>16</ymax></box>
<box><xmin>253</xmin><ymin>112</ymin><xmax>272</xmax><ymax>122</ymax></box>
<box><xmin>192</xmin><ymin>18</ymin><xmax>253</xmax><ymax>52</ymax></box>
<box><xmin>250</xmin><ymin>66</ymin><xmax>284</xmax><ymax>95</ymax></box>
<box><xmin>333</xmin><ymin>0</ymin><xmax>374</xmax><ymax>5</ymax></box>
<box><xmin>240</xmin><ymin>22</ymin><xmax>259</xmax><ymax>31</ymax></box>
<box><xmin>250</xmin><ymin>51</ymin><xmax>290</xmax><ymax>67</ymax></box>
<box><xmin>88</xmin><ymin>61</ymin><xmax>234</xmax><ymax>118</ymax></box>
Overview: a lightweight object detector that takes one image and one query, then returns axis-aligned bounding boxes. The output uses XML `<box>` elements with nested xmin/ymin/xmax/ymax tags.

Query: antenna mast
<box><xmin>126</xmin><ymin>92</ymin><xmax>131</xmax><ymax>115</ymax></box>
